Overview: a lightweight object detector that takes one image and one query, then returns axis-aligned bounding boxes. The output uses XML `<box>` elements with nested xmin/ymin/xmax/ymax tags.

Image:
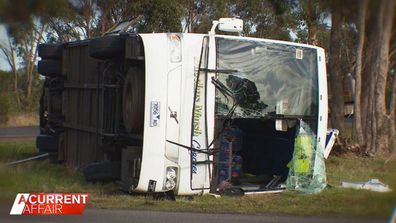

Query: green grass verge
<box><xmin>0</xmin><ymin>140</ymin><xmax>395</xmax><ymax>218</ymax></box>
<box><xmin>0</xmin><ymin>141</ymin><xmax>38</xmax><ymax>161</ymax></box>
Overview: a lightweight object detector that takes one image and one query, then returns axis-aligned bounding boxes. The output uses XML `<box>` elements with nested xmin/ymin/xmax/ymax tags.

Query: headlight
<box><xmin>164</xmin><ymin>167</ymin><xmax>178</xmax><ymax>191</ymax></box>
<box><xmin>165</xmin><ymin>179</ymin><xmax>176</xmax><ymax>190</ymax></box>
<box><xmin>166</xmin><ymin>167</ymin><xmax>177</xmax><ymax>180</ymax></box>
<box><xmin>169</xmin><ymin>34</ymin><xmax>182</xmax><ymax>63</ymax></box>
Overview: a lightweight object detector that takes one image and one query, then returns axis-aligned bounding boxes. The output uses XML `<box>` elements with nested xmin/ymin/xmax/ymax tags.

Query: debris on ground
<box><xmin>341</xmin><ymin>179</ymin><xmax>392</xmax><ymax>192</ymax></box>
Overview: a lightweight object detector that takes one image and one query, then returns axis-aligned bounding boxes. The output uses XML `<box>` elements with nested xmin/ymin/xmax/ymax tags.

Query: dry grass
<box><xmin>0</xmin><ymin>113</ymin><xmax>39</xmax><ymax>127</ymax></box>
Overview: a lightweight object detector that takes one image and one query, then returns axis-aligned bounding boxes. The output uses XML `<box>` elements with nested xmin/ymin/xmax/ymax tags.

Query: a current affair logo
<box><xmin>10</xmin><ymin>193</ymin><xmax>89</xmax><ymax>215</ymax></box>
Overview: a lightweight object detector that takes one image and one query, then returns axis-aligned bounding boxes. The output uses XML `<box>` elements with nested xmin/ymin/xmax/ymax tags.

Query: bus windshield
<box><xmin>215</xmin><ymin>37</ymin><xmax>319</xmax><ymax>119</ymax></box>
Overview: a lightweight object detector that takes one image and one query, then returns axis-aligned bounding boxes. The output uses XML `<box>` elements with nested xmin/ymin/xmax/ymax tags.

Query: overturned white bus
<box><xmin>36</xmin><ymin>18</ymin><xmax>330</xmax><ymax>196</ymax></box>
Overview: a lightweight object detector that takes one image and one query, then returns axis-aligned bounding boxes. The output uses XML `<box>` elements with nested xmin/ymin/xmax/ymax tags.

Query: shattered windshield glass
<box><xmin>215</xmin><ymin>37</ymin><xmax>319</xmax><ymax>118</ymax></box>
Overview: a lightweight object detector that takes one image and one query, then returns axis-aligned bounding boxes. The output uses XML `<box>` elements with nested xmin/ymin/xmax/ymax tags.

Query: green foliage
<box><xmin>181</xmin><ymin>0</ymin><xmax>297</xmax><ymax>40</ymax></box>
<box><xmin>190</xmin><ymin>0</ymin><xmax>233</xmax><ymax>33</ymax></box>
<box><xmin>0</xmin><ymin>93</ymin><xmax>10</xmax><ymax>125</ymax></box>
<box><xmin>134</xmin><ymin>0</ymin><xmax>184</xmax><ymax>33</ymax></box>
<box><xmin>0</xmin><ymin>0</ymin><xmax>333</xmax><ymax>44</ymax></box>
<box><xmin>0</xmin><ymin>70</ymin><xmax>12</xmax><ymax>124</ymax></box>
<box><xmin>0</xmin><ymin>69</ymin><xmax>43</xmax><ymax>120</ymax></box>
<box><xmin>0</xmin><ymin>0</ymin><xmax>72</xmax><ymax>24</ymax></box>
<box><xmin>231</xmin><ymin>0</ymin><xmax>296</xmax><ymax>40</ymax></box>
<box><xmin>0</xmin><ymin>0</ymin><xmax>4</xmax><ymax>15</ymax></box>
<box><xmin>44</xmin><ymin>0</ymin><xmax>185</xmax><ymax>41</ymax></box>
<box><xmin>292</xmin><ymin>0</ymin><xmax>330</xmax><ymax>45</ymax></box>
<box><xmin>0</xmin><ymin>70</ymin><xmax>13</xmax><ymax>92</ymax></box>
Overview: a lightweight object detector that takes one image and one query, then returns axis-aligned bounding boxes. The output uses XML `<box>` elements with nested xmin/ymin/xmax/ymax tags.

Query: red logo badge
<box><xmin>10</xmin><ymin>193</ymin><xmax>89</xmax><ymax>215</ymax></box>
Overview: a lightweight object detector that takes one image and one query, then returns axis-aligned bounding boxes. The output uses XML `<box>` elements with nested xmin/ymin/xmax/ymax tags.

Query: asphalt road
<box><xmin>0</xmin><ymin>206</ymin><xmax>388</xmax><ymax>223</ymax></box>
<box><xmin>0</xmin><ymin>126</ymin><xmax>39</xmax><ymax>140</ymax></box>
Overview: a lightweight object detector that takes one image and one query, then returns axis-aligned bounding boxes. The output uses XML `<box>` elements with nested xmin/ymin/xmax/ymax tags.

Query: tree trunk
<box><xmin>308</xmin><ymin>23</ymin><xmax>318</xmax><ymax>46</ymax></box>
<box><xmin>389</xmin><ymin>17</ymin><xmax>396</xmax><ymax>153</ymax></box>
<box><xmin>26</xmin><ymin>23</ymin><xmax>45</xmax><ymax>98</ymax></box>
<box><xmin>306</xmin><ymin>0</ymin><xmax>319</xmax><ymax>46</ymax></box>
<box><xmin>388</xmin><ymin>67</ymin><xmax>396</xmax><ymax>152</ymax></box>
<box><xmin>11</xmin><ymin>61</ymin><xmax>17</xmax><ymax>92</ymax></box>
<box><xmin>353</xmin><ymin>0</ymin><xmax>368</xmax><ymax>145</ymax></box>
<box><xmin>328</xmin><ymin>1</ymin><xmax>345</xmax><ymax>133</ymax></box>
<box><xmin>364</xmin><ymin>0</ymin><xmax>395</xmax><ymax>153</ymax></box>
<box><xmin>362</xmin><ymin>2</ymin><xmax>379</xmax><ymax>153</ymax></box>
<box><xmin>7</xmin><ymin>38</ymin><xmax>18</xmax><ymax>93</ymax></box>
<box><xmin>10</xmin><ymin>46</ymin><xmax>20</xmax><ymax>106</ymax></box>
<box><xmin>26</xmin><ymin>64</ymin><xmax>32</xmax><ymax>98</ymax></box>
<box><xmin>374</xmin><ymin>0</ymin><xmax>394</xmax><ymax>153</ymax></box>
<box><xmin>25</xmin><ymin>32</ymin><xmax>34</xmax><ymax>98</ymax></box>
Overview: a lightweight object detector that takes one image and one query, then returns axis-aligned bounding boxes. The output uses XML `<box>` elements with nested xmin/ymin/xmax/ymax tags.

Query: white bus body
<box><xmin>133</xmin><ymin>33</ymin><xmax>328</xmax><ymax>195</ymax></box>
<box><xmin>37</xmin><ymin>19</ymin><xmax>328</xmax><ymax>196</ymax></box>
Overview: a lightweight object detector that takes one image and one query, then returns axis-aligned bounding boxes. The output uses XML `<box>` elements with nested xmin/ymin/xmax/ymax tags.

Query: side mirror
<box><xmin>210</xmin><ymin>18</ymin><xmax>243</xmax><ymax>34</ymax></box>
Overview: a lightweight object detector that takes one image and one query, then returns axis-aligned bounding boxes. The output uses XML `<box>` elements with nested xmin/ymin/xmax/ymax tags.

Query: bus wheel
<box><xmin>122</xmin><ymin>67</ymin><xmax>145</xmax><ymax>134</ymax></box>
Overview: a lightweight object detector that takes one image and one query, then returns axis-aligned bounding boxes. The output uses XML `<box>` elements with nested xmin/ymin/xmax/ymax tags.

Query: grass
<box><xmin>0</xmin><ymin>141</ymin><xmax>38</xmax><ymax>161</ymax></box>
<box><xmin>0</xmin><ymin>140</ymin><xmax>395</xmax><ymax>219</ymax></box>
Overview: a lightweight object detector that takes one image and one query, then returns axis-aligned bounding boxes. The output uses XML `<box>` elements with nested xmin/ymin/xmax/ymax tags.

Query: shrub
<box><xmin>0</xmin><ymin>93</ymin><xmax>10</xmax><ymax>125</ymax></box>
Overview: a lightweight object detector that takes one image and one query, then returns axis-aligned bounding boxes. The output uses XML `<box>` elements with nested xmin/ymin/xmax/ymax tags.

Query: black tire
<box><xmin>89</xmin><ymin>35</ymin><xmax>126</xmax><ymax>60</ymax></box>
<box><xmin>82</xmin><ymin>161</ymin><xmax>121</xmax><ymax>182</ymax></box>
<box><xmin>123</xmin><ymin>67</ymin><xmax>145</xmax><ymax>134</ymax></box>
<box><xmin>36</xmin><ymin>134</ymin><xmax>58</xmax><ymax>153</ymax></box>
<box><xmin>38</xmin><ymin>59</ymin><xmax>62</xmax><ymax>77</ymax></box>
<box><xmin>38</xmin><ymin>44</ymin><xmax>63</xmax><ymax>59</ymax></box>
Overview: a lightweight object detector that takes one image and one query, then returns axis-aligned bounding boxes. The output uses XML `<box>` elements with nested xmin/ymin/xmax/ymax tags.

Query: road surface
<box><xmin>0</xmin><ymin>126</ymin><xmax>39</xmax><ymax>141</ymax></box>
<box><xmin>0</xmin><ymin>207</ymin><xmax>387</xmax><ymax>223</ymax></box>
